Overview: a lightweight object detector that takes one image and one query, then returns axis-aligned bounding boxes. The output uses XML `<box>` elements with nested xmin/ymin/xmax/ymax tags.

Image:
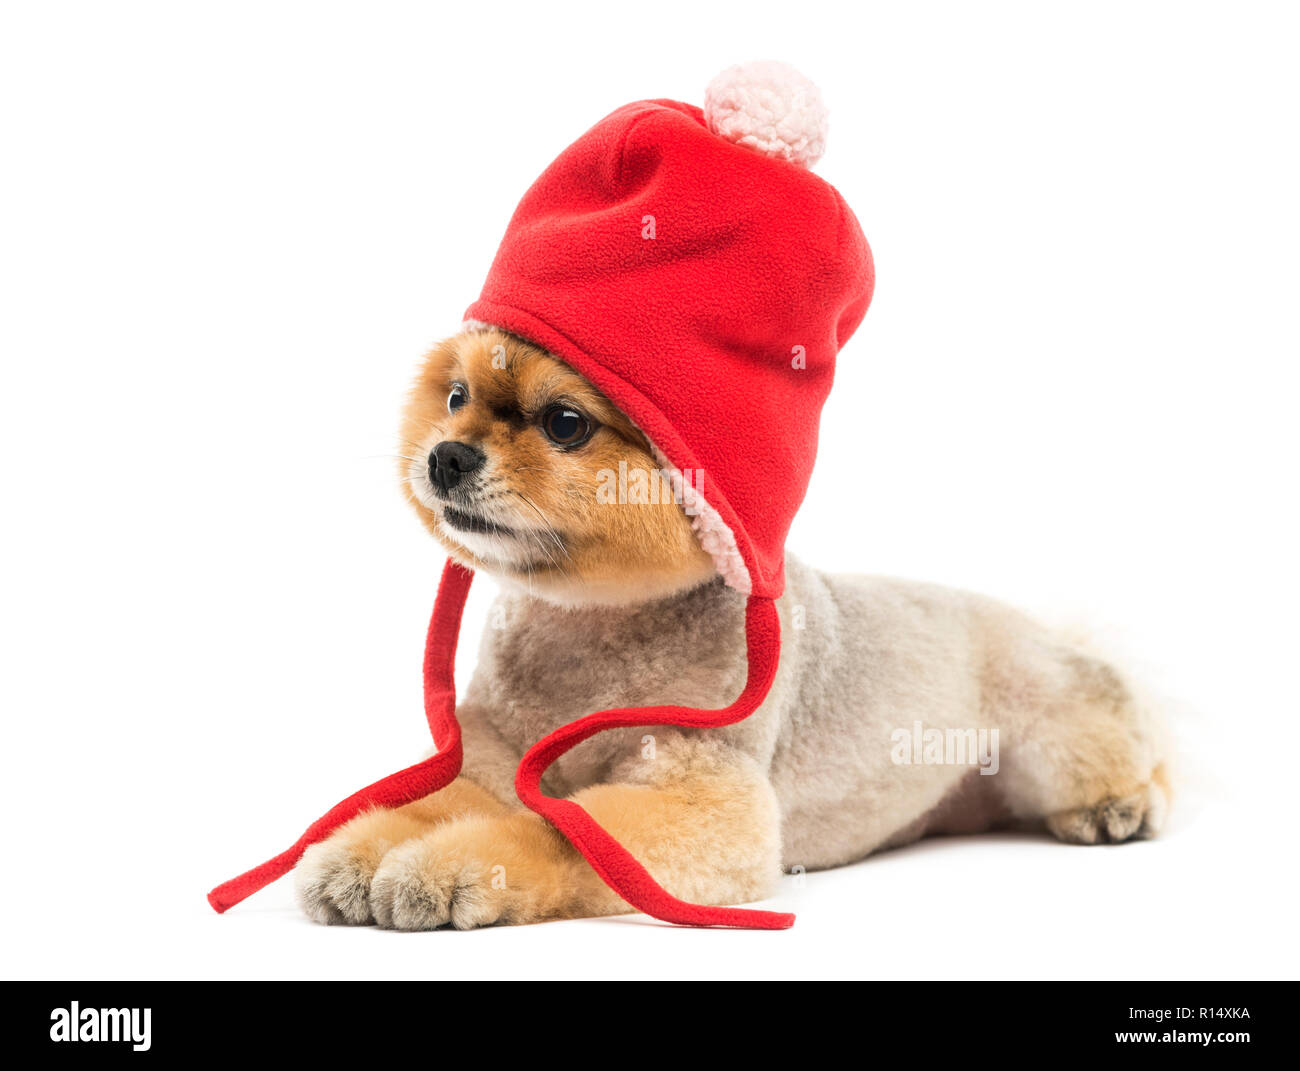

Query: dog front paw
<box><xmin>369</xmin><ymin>835</ymin><xmax>511</xmax><ymax>931</ymax></box>
<box><xmin>294</xmin><ymin>807</ymin><xmax>434</xmax><ymax>925</ymax></box>
<box><xmin>294</xmin><ymin>838</ymin><xmax>383</xmax><ymax>925</ymax></box>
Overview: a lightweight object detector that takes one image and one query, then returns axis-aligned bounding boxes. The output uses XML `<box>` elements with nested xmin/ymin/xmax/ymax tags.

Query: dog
<box><xmin>292</xmin><ymin>326</ymin><xmax>1171</xmax><ymax>930</ymax></box>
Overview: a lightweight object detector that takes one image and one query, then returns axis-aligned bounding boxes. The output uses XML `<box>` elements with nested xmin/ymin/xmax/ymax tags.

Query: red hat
<box><xmin>211</xmin><ymin>61</ymin><xmax>874</xmax><ymax>929</ymax></box>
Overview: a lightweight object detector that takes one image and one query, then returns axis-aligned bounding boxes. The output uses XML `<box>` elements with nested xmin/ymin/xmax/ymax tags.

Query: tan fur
<box><xmin>300</xmin><ymin>754</ymin><xmax>779</xmax><ymax>929</ymax></box>
<box><xmin>295</xmin><ymin>329</ymin><xmax>1171</xmax><ymax>929</ymax></box>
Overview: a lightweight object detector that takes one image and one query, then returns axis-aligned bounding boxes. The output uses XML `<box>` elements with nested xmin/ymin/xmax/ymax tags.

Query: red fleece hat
<box><xmin>211</xmin><ymin>61</ymin><xmax>874</xmax><ymax>929</ymax></box>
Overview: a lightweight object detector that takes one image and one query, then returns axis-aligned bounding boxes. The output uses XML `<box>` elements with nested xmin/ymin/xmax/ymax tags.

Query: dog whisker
<box><xmin>507</xmin><ymin>490</ymin><xmax>572</xmax><ymax>569</ymax></box>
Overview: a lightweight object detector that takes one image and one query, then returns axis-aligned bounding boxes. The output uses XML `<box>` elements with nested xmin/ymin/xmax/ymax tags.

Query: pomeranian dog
<box><xmin>292</xmin><ymin>326</ymin><xmax>1170</xmax><ymax>930</ymax></box>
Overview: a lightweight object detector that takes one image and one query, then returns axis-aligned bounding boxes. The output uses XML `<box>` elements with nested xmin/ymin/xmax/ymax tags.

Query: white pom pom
<box><xmin>704</xmin><ymin>60</ymin><xmax>828</xmax><ymax>168</ymax></box>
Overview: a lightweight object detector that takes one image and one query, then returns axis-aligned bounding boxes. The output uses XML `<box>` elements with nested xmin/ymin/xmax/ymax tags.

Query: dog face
<box><xmin>400</xmin><ymin>329</ymin><xmax>716</xmax><ymax>605</ymax></box>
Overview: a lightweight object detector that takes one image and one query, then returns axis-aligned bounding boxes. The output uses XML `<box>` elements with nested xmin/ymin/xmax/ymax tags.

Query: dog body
<box><xmin>294</xmin><ymin>330</ymin><xmax>1168</xmax><ymax>930</ymax></box>
<box><xmin>461</xmin><ymin>553</ymin><xmax>1167</xmax><ymax>869</ymax></box>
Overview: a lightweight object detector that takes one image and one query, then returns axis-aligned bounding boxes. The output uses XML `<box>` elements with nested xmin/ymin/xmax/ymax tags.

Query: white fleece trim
<box><xmin>458</xmin><ymin>319</ymin><xmax>752</xmax><ymax>594</ymax></box>
<box><xmin>647</xmin><ymin>444</ymin><xmax>751</xmax><ymax>595</ymax></box>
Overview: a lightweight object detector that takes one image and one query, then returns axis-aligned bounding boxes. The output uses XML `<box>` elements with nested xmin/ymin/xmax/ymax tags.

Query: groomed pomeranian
<box><xmin>293</xmin><ymin>326</ymin><xmax>1170</xmax><ymax>930</ymax></box>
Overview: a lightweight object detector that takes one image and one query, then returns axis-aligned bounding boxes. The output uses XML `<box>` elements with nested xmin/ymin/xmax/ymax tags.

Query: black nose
<box><xmin>429</xmin><ymin>441</ymin><xmax>485</xmax><ymax>493</ymax></box>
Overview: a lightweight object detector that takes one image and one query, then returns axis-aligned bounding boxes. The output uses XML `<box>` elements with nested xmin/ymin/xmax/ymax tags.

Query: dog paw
<box><xmin>1046</xmin><ymin>780</ymin><xmax>1168</xmax><ymax>845</ymax></box>
<box><xmin>294</xmin><ymin>839</ymin><xmax>383</xmax><ymax>926</ymax></box>
<box><xmin>369</xmin><ymin>834</ymin><xmax>514</xmax><ymax>931</ymax></box>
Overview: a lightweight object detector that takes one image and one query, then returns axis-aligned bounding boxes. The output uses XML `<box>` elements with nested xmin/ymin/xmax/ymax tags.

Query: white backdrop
<box><xmin>2</xmin><ymin>0</ymin><xmax>1296</xmax><ymax>980</ymax></box>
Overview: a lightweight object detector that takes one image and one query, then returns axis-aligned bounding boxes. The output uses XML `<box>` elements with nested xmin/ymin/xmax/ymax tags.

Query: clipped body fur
<box><xmin>296</xmin><ymin>330</ymin><xmax>1169</xmax><ymax>929</ymax></box>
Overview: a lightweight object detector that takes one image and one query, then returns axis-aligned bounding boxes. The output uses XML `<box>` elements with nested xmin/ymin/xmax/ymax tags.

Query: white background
<box><xmin>2</xmin><ymin>1</ymin><xmax>1296</xmax><ymax>980</ymax></box>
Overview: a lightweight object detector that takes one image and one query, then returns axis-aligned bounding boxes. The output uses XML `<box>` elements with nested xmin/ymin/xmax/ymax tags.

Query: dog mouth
<box><xmin>434</xmin><ymin>500</ymin><xmax>566</xmax><ymax>575</ymax></box>
<box><xmin>439</xmin><ymin>505</ymin><xmax>517</xmax><ymax>536</ymax></box>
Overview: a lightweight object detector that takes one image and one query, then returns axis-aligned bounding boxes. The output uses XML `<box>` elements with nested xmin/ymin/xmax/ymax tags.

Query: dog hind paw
<box><xmin>1046</xmin><ymin>779</ymin><xmax>1168</xmax><ymax>845</ymax></box>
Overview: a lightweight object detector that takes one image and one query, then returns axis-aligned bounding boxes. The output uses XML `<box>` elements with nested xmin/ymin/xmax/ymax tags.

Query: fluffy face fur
<box><xmin>399</xmin><ymin>329</ymin><xmax>715</xmax><ymax>606</ymax></box>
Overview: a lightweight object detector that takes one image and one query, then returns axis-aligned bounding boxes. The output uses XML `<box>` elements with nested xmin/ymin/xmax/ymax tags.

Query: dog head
<box><xmin>400</xmin><ymin>329</ymin><xmax>716</xmax><ymax>605</ymax></box>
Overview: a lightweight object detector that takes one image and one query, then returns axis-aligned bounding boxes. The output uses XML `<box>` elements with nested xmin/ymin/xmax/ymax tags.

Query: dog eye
<box><xmin>447</xmin><ymin>384</ymin><xmax>468</xmax><ymax>413</ymax></box>
<box><xmin>542</xmin><ymin>405</ymin><xmax>592</xmax><ymax>446</ymax></box>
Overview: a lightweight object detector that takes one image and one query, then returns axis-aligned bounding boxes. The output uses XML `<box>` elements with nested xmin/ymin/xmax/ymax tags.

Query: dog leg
<box><xmin>989</xmin><ymin>643</ymin><xmax>1171</xmax><ymax>845</ymax></box>
<box><xmin>367</xmin><ymin>737</ymin><xmax>782</xmax><ymax>930</ymax></box>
